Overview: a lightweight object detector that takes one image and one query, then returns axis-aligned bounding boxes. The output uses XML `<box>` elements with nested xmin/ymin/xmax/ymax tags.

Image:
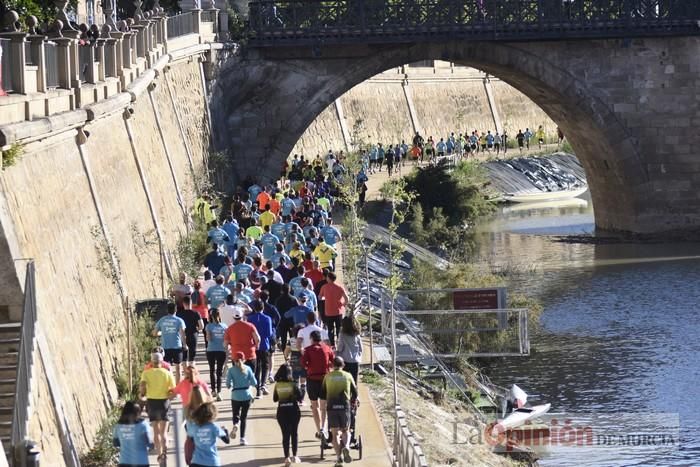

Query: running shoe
<box><xmin>240</xmin><ymin>438</ymin><xmax>248</xmax><ymax>446</ymax></box>
<box><xmin>292</xmin><ymin>456</ymin><xmax>301</xmax><ymax>464</ymax></box>
<box><xmin>261</xmin><ymin>386</ymin><xmax>269</xmax><ymax>396</ymax></box>
<box><xmin>231</xmin><ymin>424</ymin><xmax>238</xmax><ymax>439</ymax></box>
<box><xmin>216</xmin><ymin>393</ymin><xmax>222</xmax><ymax>402</ymax></box>
<box><xmin>342</xmin><ymin>447</ymin><xmax>352</xmax><ymax>463</ymax></box>
<box><xmin>284</xmin><ymin>457</ymin><xmax>292</xmax><ymax>467</ymax></box>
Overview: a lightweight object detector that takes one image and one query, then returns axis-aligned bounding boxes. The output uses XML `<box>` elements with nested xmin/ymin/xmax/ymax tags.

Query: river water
<box><xmin>475</xmin><ymin>195</ymin><xmax>700</xmax><ymax>466</ymax></box>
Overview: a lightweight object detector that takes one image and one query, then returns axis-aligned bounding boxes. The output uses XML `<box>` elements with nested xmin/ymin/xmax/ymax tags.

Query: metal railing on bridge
<box><xmin>11</xmin><ymin>261</ymin><xmax>37</xmax><ymax>466</ymax></box>
<box><xmin>247</xmin><ymin>0</ymin><xmax>700</xmax><ymax>46</ymax></box>
<box><xmin>167</xmin><ymin>11</ymin><xmax>196</xmax><ymax>39</ymax></box>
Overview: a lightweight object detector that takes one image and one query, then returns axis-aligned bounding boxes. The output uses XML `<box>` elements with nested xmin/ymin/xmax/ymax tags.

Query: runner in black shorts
<box><xmin>301</xmin><ymin>330</ymin><xmax>334</xmax><ymax>440</ymax></box>
<box><xmin>164</xmin><ymin>348</ymin><xmax>183</xmax><ymax>366</ymax></box>
<box><xmin>146</xmin><ymin>398</ymin><xmax>171</xmax><ymax>422</ymax></box>
<box><xmin>321</xmin><ymin>357</ymin><xmax>358</xmax><ymax>466</ymax></box>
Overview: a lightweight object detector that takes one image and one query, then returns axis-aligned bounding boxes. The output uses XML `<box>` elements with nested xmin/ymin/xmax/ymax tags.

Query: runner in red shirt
<box><xmin>224</xmin><ymin>308</ymin><xmax>261</xmax><ymax>374</ymax></box>
<box><xmin>318</xmin><ymin>272</ymin><xmax>349</xmax><ymax>346</ymax></box>
<box><xmin>301</xmin><ymin>330</ymin><xmax>334</xmax><ymax>439</ymax></box>
<box><xmin>305</xmin><ymin>260</ymin><xmax>324</xmax><ymax>287</ymax></box>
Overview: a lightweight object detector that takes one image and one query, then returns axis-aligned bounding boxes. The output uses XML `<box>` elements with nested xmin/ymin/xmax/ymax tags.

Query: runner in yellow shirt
<box><xmin>259</xmin><ymin>205</ymin><xmax>277</xmax><ymax>230</ymax></box>
<box><xmin>313</xmin><ymin>239</ymin><xmax>337</xmax><ymax>270</ymax></box>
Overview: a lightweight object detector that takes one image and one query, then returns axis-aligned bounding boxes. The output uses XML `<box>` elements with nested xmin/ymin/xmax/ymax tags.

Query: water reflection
<box><xmin>474</xmin><ymin>197</ymin><xmax>700</xmax><ymax>465</ymax></box>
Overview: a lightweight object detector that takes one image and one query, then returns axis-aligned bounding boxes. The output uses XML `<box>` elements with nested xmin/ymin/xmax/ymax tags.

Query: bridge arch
<box><xmin>210</xmin><ymin>37</ymin><xmax>700</xmax><ymax>234</ymax></box>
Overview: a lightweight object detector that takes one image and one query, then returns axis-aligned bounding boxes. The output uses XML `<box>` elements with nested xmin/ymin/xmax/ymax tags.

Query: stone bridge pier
<box><xmin>209</xmin><ymin>37</ymin><xmax>700</xmax><ymax>235</ymax></box>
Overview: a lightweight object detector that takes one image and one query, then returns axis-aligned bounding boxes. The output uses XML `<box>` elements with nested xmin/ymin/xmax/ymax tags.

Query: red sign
<box><xmin>453</xmin><ymin>289</ymin><xmax>500</xmax><ymax>310</ymax></box>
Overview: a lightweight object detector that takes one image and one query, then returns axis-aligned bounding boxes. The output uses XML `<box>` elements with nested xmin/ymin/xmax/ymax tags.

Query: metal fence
<box><xmin>394</xmin><ymin>406</ymin><xmax>429</xmax><ymax>467</ymax></box>
<box><xmin>395</xmin><ymin>308</ymin><xmax>530</xmax><ymax>357</ymax></box>
<box><xmin>0</xmin><ymin>38</ymin><xmax>13</xmax><ymax>93</ymax></box>
<box><xmin>11</xmin><ymin>261</ymin><xmax>38</xmax><ymax>460</ymax></box>
<box><xmin>167</xmin><ymin>11</ymin><xmax>195</xmax><ymax>38</ymax></box>
<box><xmin>78</xmin><ymin>45</ymin><xmax>92</xmax><ymax>81</ymax></box>
<box><xmin>23</xmin><ymin>42</ymin><xmax>35</xmax><ymax>66</ymax></box>
<box><xmin>104</xmin><ymin>44</ymin><xmax>116</xmax><ymax>77</ymax></box>
<box><xmin>45</xmin><ymin>41</ymin><xmax>59</xmax><ymax>88</ymax></box>
<box><xmin>201</xmin><ymin>9</ymin><xmax>217</xmax><ymax>23</ymax></box>
<box><xmin>248</xmin><ymin>0</ymin><xmax>700</xmax><ymax>46</ymax></box>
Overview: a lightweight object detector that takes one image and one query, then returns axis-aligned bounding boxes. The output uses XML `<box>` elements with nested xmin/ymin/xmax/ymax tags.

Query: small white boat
<box><xmin>503</xmin><ymin>186</ymin><xmax>588</xmax><ymax>203</ymax></box>
<box><xmin>496</xmin><ymin>403</ymin><xmax>551</xmax><ymax>431</ymax></box>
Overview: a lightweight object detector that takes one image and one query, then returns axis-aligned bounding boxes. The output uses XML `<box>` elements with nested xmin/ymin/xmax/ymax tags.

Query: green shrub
<box><xmin>1</xmin><ymin>143</ymin><xmax>23</xmax><ymax>169</ymax></box>
<box><xmin>80</xmin><ymin>406</ymin><xmax>121</xmax><ymax>467</ymax></box>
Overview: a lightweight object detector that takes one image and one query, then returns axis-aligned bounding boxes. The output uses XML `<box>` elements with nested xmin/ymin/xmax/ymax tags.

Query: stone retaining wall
<box><xmin>290</xmin><ymin>70</ymin><xmax>557</xmax><ymax>157</ymax></box>
<box><xmin>0</xmin><ymin>57</ymin><xmax>209</xmax><ymax>465</ymax></box>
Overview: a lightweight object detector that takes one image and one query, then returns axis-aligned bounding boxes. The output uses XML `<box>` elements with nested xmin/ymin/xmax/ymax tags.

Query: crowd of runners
<box><xmin>112</xmin><ymin>151</ymin><xmax>365</xmax><ymax>467</ymax></box>
<box><xmin>298</xmin><ymin>125</ymin><xmax>563</xmax><ymax>178</ymax></box>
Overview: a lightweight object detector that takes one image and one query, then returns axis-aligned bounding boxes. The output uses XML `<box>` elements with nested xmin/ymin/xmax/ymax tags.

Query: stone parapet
<box><xmin>0</xmin><ymin>7</ymin><xmax>222</xmax><ymax>128</ymax></box>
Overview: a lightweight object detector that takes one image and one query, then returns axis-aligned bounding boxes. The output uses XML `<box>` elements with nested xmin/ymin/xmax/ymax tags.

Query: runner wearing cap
<box><xmin>139</xmin><ymin>351</ymin><xmax>175</xmax><ymax>463</ymax></box>
<box><xmin>223</xmin><ymin>306</ymin><xmax>260</xmax><ymax>375</ymax></box>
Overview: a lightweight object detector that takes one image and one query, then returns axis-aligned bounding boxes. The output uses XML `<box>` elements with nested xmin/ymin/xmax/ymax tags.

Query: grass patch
<box><xmin>361</xmin><ymin>370</ymin><xmax>384</xmax><ymax>387</ymax></box>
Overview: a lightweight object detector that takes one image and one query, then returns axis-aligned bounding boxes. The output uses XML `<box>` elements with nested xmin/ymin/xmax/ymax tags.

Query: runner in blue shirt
<box><xmin>153</xmin><ymin>303</ymin><xmax>187</xmax><ymax>382</ymax></box>
<box><xmin>284</xmin><ymin>295</ymin><xmax>314</xmax><ymax>326</ymax></box>
<box><xmin>205</xmin><ymin>309</ymin><xmax>228</xmax><ymax>399</ymax></box>
<box><xmin>248</xmin><ymin>184</ymin><xmax>263</xmax><ymax>202</ymax></box>
<box><xmin>260</xmin><ymin>227</ymin><xmax>280</xmax><ymax>261</ymax></box>
<box><xmin>321</xmin><ymin>223</ymin><xmax>342</xmax><ymax>247</ymax></box>
<box><xmin>233</xmin><ymin>261</ymin><xmax>254</xmax><ymax>282</ymax></box>
<box><xmin>207</xmin><ymin>220</ymin><xmax>230</xmax><ymax>249</ymax></box>
<box><xmin>271</xmin><ymin>221</ymin><xmax>287</xmax><ymax>240</ymax></box>
<box><xmin>247</xmin><ymin>301</ymin><xmax>274</xmax><ymax>397</ymax></box>
<box><xmin>186</xmin><ymin>402</ymin><xmax>230</xmax><ymax>466</ymax></box>
<box><xmin>271</xmin><ymin>245</ymin><xmax>291</xmax><ymax>267</ymax></box>
<box><xmin>281</xmin><ymin>194</ymin><xmax>296</xmax><ymax>217</ymax></box>
<box><xmin>222</xmin><ymin>217</ymin><xmax>240</xmax><ymax>257</ymax></box>
<box><xmin>112</xmin><ymin>401</ymin><xmax>154</xmax><ymax>466</ymax></box>
<box><xmin>206</xmin><ymin>276</ymin><xmax>231</xmax><ymax>309</ymax></box>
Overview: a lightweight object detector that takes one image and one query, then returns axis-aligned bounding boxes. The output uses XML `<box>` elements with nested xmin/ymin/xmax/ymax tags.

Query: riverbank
<box><xmin>355</xmin><ymin>161</ymin><xmax>542</xmax><ymax>466</ymax></box>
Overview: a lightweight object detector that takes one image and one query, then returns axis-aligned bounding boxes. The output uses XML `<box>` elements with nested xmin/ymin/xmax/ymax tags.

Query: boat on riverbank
<box><xmin>497</xmin><ymin>403</ymin><xmax>552</xmax><ymax>430</ymax></box>
<box><xmin>502</xmin><ymin>186</ymin><xmax>588</xmax><ymax>203</ymax></box>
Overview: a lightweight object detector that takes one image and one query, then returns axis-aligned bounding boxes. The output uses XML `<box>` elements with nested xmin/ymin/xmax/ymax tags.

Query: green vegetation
<box><xmin>1</xmin><ymin>143</ymin><xmax>24</xmax><ymax>169</ymax></box>
<box><xmin>361</xmin><ymin>369</ymin><xmax>384</xmax><ymax>387</ymax></box>
<box><xmin>409</xmin><ymin>260</ymin><xmax>542</xmax><ymax>356</ymax></box>
<box><xmin>80</xmin><ymin>406</ymin><xmax>121</xmax><ymax>467</ymax></box>
<box><xmin>403</xmin><ymin>161</ymin><xmax>495</xmax><ymax>260</ymax></box>
<box><xmin>175</xmin><ymin>218</ymin><xmax>210</xmax><ymax>280</ymax></box>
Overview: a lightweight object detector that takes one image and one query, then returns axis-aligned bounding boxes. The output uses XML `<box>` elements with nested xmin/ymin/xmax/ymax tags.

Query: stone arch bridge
<box><xmin>209</xmin><ymin>3</ymin><xmax>700</xmax><ymax>235</ymax></box>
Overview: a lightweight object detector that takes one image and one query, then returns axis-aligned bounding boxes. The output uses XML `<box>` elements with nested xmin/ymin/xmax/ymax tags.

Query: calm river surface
<box><xmin>475</xmin><ymin>195</ymin><xmax>700</xmax><ymax>467</ymax></box>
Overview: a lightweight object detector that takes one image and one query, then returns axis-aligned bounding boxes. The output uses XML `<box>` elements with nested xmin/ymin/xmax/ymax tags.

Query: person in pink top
<box><xmin>170</xmin><ymin>364</ymin><xmax>211</xmax><ymax>409</ymax></box>
<box><xmin>144</xmin><ymin>346</ymin><xmax>171</xmax><ymax>371</ymax></box>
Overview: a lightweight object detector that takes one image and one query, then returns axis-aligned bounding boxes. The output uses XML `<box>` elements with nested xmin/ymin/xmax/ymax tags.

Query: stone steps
<box><xmin>0</xmin><ymin>323</ymin><xmax>21</xmax><ymax>463</ymax></box>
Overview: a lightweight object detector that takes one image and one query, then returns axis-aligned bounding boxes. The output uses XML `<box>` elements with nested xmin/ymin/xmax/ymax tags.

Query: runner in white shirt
<box><xmin>297</xmin><ymin>312</ymin><xmax>328</xmax><ymax>350</ymax></box>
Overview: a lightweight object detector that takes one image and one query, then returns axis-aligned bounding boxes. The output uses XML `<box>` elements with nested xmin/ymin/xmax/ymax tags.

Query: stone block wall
<box><xmin>290</xmin><ymin>70</ymin><xmax>556</xmax><ymax>157</ymax></box>
<box><xmin>491</xmin><ymin>80</ymin><xmax>558</xmax><ymax>140</ymax></box>
<box><xmin>291</xmin><ymin>103</ymin><xmax>344</xmax><ymax>158</ymax></box>
<box><xmin>411</xmin><ymin>80</ymin><xmax>493</xmax><ymax>139</ymax></box>
<box><xmin>0</xmin><ymin>57</ymin><xmax>209</xmax><ymax>465</ymax></box>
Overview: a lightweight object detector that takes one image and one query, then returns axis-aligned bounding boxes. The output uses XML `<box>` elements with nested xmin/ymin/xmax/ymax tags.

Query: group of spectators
<box><xmin>112</xmin><ymin>150</ymin><xmax>365</xmax><ymax>467</ymax></box>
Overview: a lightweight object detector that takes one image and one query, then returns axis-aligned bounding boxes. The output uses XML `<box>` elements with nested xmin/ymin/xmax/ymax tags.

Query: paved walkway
<box><xmin>150</xmin><ymin>339</ymin><xmax>391</xmax><ymax>467</ymax></box>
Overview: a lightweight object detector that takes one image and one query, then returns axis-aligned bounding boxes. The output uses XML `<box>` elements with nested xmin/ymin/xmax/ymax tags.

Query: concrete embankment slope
<box><xmin>0</xmin><ymin>56</ymin><xmax>210</xmax><ymax>464</ymax></box>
